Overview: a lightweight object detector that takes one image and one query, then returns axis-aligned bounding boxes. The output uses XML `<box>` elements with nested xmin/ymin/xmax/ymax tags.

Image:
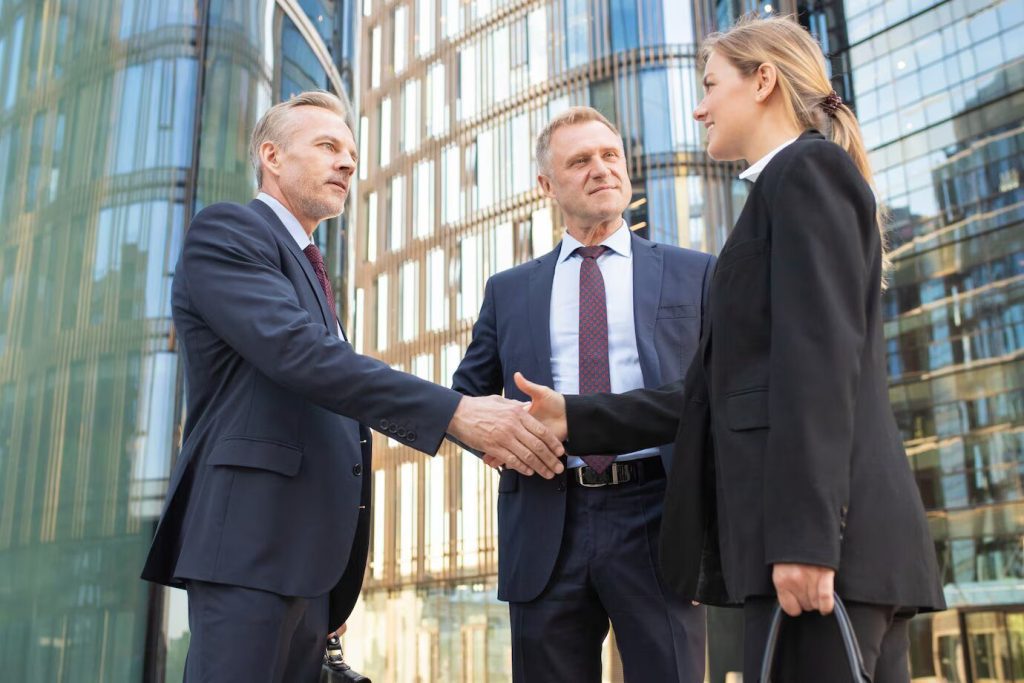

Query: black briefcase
<box><xmin>759</xmin><ymin>593</ymin><xmax>870</xmax><ymax>682</ymax></box>
<box><xmin>320</xmin><ymin>633</ymin><xmax>372</xmax><ymax>683</ymax></box>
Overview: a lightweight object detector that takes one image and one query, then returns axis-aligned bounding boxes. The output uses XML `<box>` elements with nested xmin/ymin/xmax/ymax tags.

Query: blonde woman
<box><xmin>513</xmin><ymin>15</ymin><xmax>945</xmax><ymax>681</ymax></box>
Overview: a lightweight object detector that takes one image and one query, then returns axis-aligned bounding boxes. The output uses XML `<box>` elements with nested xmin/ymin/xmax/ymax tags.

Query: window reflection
<box><xmin>527</xmin><ymin>7</ymin><xmax>547</xmax><ymax>86</ymax></box>
<box><xmin>393</xmin><ymin>5</ymin><xmax>408</xmax><ymax>75</ymax></box>
<box><xmin>414</xmin><ymin>158</ymin><xmax>434</xmax><ymax>239</ymax></box>
<box><xmin>400</xmin><ymin>260</ymin><xmax>418</xmax><ymax>342</ymax></box>
<box><xmin>389</xmin><ymin>174</ymin><xmax>405</xmax><ymax>250</ymax></box>
<box><xmin>402</xmin><ymin>78</ymin><xmax>420</xmax><ymax>153</ymax></box>
<box><xmin>427</xmin><ymin>248</ymin><xmax>447</xmax><ymax>332</ymax></box>
<box><xmin>377</xmin><ymin>273</ymin><xmax>389</xmax><ymax>350</ymax></box>
<box><xmin>416</xmin><ymin>0</ymin><xmax>435</xmax><ymax>58</ymax></box>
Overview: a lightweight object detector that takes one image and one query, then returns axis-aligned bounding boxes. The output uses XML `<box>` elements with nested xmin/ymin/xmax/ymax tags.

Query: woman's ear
<box><xmin>754</xmin><ymin>63</ymin><xmax>779</xmax><ymax>102</ymax></box>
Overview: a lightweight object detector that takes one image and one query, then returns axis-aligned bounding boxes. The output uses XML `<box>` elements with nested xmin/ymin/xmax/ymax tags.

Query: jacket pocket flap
<box><xmin>498</xmin><ymin>468</ymin><xmax>519</xmax><ymax>493</ymax></box>
<box><xmin>725</xmin><ymin>389</ymin><xmax>769</xmax><ymax>431</ymax></box>
<box><xmin>207</xmin><ymin>437</ymin><xmax>302</xmax><ymax>476</ymax></box>
<box><xmin>657</xmin><ymin>304</ymin><xmax>697</xmax><ymax>319</ymax></box>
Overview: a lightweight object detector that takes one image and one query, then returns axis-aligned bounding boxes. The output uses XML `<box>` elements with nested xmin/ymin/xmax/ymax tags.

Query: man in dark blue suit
<box><xmin>453</xmin><ymin>107</ymin><xmax>714</xmax><ymax>682</ymax></box>
<box><xmin>141</xmin><ymin>91</ymin><xmax>565</xmax><ymax>681</ymax></box>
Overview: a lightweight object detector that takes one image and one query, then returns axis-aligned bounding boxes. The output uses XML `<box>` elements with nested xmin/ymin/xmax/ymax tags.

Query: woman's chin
<box><xmin>705</xmin><ymin>143</ymin><xmax>739</xmax><ymax>163</ymax></box>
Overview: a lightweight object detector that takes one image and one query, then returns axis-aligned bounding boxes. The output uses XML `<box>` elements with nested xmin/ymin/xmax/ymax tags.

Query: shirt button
<box><xmin>352</xmin><ymin>464</ymin><xmax>363</xmax><ymax>476</ymax></box>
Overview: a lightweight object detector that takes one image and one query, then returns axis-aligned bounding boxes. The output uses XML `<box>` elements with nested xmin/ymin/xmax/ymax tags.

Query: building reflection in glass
<box><xmin>0</xmin><ymin>1</ymin><xmax>355</xmax><ymax>680</ymax></box>
<box><xmin>824</xmin><ymin>0</ymin><xmax>1024</xmax><ymax>680</ymax></box>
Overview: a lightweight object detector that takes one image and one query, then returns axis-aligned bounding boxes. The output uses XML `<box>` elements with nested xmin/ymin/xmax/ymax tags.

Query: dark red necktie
<box><xmin>303</xmin><ymin>243</ymin><xmax>338</xmax><ymax>327</ymax></box>
<box><xmin>576</xmin><ymin>245</ymin><xmax>615</xmax><ymax>474</ymax></box>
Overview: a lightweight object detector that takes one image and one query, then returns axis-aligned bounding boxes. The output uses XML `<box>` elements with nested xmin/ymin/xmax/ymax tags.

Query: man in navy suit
<box><xmin>141</xmin><ymin>91</ymin><xmax>565</xmax><ymax>681</ymax></box>
<box><xmin>452</xmin><ymin>107</ymin><xmax>713</xmax><ymax>682</ymax></box>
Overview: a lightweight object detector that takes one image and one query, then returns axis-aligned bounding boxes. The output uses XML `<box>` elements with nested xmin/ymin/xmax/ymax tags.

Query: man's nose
<box><xmin>336</xmin><ymin>151</ymin><xmax>356</xmax><ymax>174</ymax></box>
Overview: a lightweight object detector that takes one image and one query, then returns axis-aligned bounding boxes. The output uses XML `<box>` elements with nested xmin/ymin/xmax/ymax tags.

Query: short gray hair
<box><xmin>249</xmin><ymin>90</ymin><xmax>350</xmax><ymax>187</ymax></box>
<box><xmin>535</xmin><ymin>106</ymin><xmax>620</xmax><ymax>175</ymax></box>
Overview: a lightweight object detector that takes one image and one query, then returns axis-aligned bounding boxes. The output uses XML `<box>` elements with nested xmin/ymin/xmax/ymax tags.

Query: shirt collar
<box><xmin>558</xmin><ymin>219</ymin><xmax>632</xmax><ymax>263</ymax></box>
<box><xmin>738</xmin><ymin>137</ymin><xmax>799</xmax><ymax>183</ymax></box>
<box><xmin>257</xmin><ymin>192</ymin><xmax>313</xmax><ymax>250</ymax></box>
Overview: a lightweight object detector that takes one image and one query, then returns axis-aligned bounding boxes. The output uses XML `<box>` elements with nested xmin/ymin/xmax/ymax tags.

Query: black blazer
<box><xmin>451</xmin><ymin>232</ymin><xmax>714</xmax><ymax>601</ymax></box>
<box><xmin>564</xmin><ymin>131</ymin><xmax>946</xmax><ymax>611</ymax></box>
<box><xmin>141</xmin><ymin>200</ymin><xmax>462</xmax><ymax>629</ymax></box>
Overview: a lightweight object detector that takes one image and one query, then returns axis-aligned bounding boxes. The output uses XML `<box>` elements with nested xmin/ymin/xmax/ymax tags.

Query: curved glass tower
<box><xmin>0</xmin><ymin>1</ymin><xmax>355</xmax><ymax>680</ymax></box>
<box><xmin>349</xmin><ymin>0</ymin><xmax>741</xmax><ymax>679</ymax></box>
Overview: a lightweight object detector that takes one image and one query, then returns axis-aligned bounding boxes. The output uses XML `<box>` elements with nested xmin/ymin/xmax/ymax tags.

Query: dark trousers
<box><xmin>510</xmin><ymin>469</ymin><xmax>706</xmax><ymax>682</ymax></box>
<box><xmin>184</xmin><ymin>580</ymin><xmax>328</xmax><ymax>683</ymax></box>
<box><xmin>743</xmin><ymin>598</ymin><xmax>912</xmax><ymax>682</ymax></box>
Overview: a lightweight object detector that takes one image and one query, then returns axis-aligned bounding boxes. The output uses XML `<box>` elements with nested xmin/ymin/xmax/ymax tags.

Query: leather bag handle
<box><xmin>760</xmin><ymin>593</ymin><xmax>870</xmax><ymax>682</ymax></box>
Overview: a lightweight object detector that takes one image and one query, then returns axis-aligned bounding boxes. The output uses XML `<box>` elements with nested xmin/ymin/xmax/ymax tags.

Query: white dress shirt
<box><xmin>256</xmin><ymin>192</ymin><xmax>346</xmax><ymax>340</ymax></box>
<box><xmin>550</xmin><ymin>221</ymin><xmax>658</xmax><ymax>468</ymax></box>
<box><xmin>739</xmin><ymin>137</ymin><xmax>798</xmax><ymax>183</ymax></box>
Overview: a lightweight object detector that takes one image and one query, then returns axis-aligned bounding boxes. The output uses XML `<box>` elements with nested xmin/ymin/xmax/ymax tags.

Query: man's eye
<box><xmin>321</xmin><ymin>143</ymin><xmax>335</xmax><ymax>151</ymax></box>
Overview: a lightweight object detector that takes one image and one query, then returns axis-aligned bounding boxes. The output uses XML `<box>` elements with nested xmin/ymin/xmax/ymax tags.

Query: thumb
<box><xmin>514</xmin><ymin>372</ymin><xmax>547</xmax><ymax>402</ymax></box>
<box><xmin>818</xmin><ymin>571</ymin><xmax>835</xmax><ymax>615</ymax></box>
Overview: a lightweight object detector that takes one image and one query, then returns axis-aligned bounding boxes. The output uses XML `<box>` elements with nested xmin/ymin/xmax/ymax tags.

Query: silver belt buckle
<box><xmin>576</xmin><ymin>466</ymin><xmax>607</xmax><ymax>487</ymax></box>
<box><xmin>576</xmin><ymin>462</ymin><xmax>632</xmax><ymax>487</ymax></box>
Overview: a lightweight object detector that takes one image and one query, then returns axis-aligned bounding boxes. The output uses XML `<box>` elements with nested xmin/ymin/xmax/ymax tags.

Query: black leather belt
<box><xmin>569</xmin><ymin>456</ymin><xmax>665</xmax><ymax>488</ymax></box>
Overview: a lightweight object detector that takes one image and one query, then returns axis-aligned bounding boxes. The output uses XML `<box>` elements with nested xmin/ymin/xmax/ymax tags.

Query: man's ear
<box><xmin>260</xmin><ymin>140</ymin><xmax>281</xmax><ymax>180</ymax></box>
<box><xmin>537</xmin><ymin>173</ymin><xmax>554</xmax><ymax>199</ymax></box>
<box><xmin>754</xmin><ymin>63</ymin><xmax>779</xmax><ymax>103</ymax></box>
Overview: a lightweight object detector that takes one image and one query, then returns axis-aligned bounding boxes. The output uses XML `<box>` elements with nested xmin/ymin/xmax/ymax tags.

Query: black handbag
<box><xmin>320</xmin><ymin>633</ymin><xmax>372</xmax><ymax>683</ymax></box>
<box><xmin>759</xmin><ymin>593</ymin><xmax>870</xmax><ymax>683</ymax></box>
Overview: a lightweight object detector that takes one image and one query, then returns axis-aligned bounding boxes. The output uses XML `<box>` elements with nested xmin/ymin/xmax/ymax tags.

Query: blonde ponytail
<box><xmin>701</xmin><ymin>15</ymin><xmax>891</xmax><ymax>288</ymax></box>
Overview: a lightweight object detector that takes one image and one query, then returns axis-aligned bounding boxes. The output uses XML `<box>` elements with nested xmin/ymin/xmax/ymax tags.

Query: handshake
<box><xmin>446</xmin><ymin>373</ymin><xmax>568</xmax><ymax>478</ymax></box>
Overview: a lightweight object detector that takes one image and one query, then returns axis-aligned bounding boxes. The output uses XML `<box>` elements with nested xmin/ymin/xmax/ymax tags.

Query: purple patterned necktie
<box><xmin>576</xmin><ymin>245</ymin><xmax>615</xmax><ymax>474</ymax></box>
<box><xmin>303</xmin><ymin>243</ymin><xmax>338</xmax><ymax>325</ymax></box>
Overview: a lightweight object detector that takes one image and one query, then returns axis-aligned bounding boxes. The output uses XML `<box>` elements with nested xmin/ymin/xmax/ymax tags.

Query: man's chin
<box><xmin>303</xmin><ymin>198</ymin><xmax>345</xmax><ymax>222</ymax></box>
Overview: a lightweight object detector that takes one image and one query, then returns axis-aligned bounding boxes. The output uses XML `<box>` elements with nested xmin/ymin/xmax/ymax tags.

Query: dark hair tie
<box><xmin>821</xmin><ymin>90</ymin><xmax>843</xmax><ymax>117</ymax></box>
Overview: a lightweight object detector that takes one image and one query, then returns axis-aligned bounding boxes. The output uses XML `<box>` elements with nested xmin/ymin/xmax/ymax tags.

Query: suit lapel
<box><xmin>631</xmin><ymin>233</ymin><xmax>663</xmax><ymax>387</ymax></box>
<box><xmin>528</xmin><ymin>247</ymin><xmax>560</xmax><ymax>388</ymax></box>
<box><xmin>248</xmin><ymin>199</ymin><xmax>339</xmax><ymax>336</ymax></box>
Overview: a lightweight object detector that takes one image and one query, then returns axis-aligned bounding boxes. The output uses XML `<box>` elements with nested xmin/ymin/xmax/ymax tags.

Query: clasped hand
<box><xmin>472</xmin><ymin>373</ymin><xmax>569</xmax><ymax>473</ymax></box>
<box><xmin>447</xmin><ymin>379</ymin><xmax>566</xmax><ymax>478</ymax></box>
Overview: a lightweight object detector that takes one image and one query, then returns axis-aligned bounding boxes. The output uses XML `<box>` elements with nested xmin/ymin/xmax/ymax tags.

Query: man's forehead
<box><xmin>286</xmin><ymin>106</ymin><xmax>352</xmax><ymax>140</ymax></box>
<box><xmin>552</xmin><ymin>122</ymin><xmax>622</xmax><ymax>153</ymax></box>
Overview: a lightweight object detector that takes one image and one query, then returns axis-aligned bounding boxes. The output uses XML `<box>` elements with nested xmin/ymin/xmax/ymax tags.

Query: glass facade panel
<box><xmin>414</xmin><ymin>158</ymin><xmax>434</xmax><ymax>239</ymax></box>
<box><xmin>402</xmin><ymin>78</ymin><xmax>420</xmax><ymax>153</ymax></box>
<box><xmin>393</xmin><ymin>4</ymin><xmax>408</xmax><ymax>75</ymax></box>
<box><xmin>416</xmin><ymin>0</ymin><xmax>435</xmax><ymax>57</ymax></box>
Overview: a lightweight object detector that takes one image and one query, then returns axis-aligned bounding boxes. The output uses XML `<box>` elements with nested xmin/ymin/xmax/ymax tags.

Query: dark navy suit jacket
<box><xmin>142</xmin><ymin>200</ymin><xmax>462</xmax><ymax>630</ymax></box>
<box><xmin>452</xmin><ymin>231</ymin><xmax>714</xmax><ymax>602</ymax></box>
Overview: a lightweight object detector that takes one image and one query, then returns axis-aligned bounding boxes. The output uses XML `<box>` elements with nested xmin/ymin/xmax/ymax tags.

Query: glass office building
<box><xmin>348</xmin><ymin>0</ymin><xmax>744</xmax><ymax>680</ymax></box>
<box><xmin>829</xmin><ymin>0</ymin><xmax>1024</xmax><ymax>679</ymax></box>
<box><xmin>0</xmin><ymin>1</ymin><xmax>356</xmax><ymax>680</ymax></box>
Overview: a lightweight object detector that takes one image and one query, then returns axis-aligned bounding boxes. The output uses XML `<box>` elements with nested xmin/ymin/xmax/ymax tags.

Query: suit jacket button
<box><xmin>379</xmin><ymin>419</ymin><xmax>389</xmax><ymax>430</ymax></box>
<box><xmin>407</xmin><ymin>431</ymin><xmax>416</xmax><ymax>441</ymax></box>
<box><xmin>389</xmin><ymin>425</ymin><xmax>398</xmax><ymax>434</ymax></box>
<box><xmin>397</xmin><ymin>428</ymin><xmax>407</xmax><ymax>438</ymax></box>
<box><xmin>352</xmin><ymin>464</ymin><xmax>363</xmax><ymax>476</ymax></box>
